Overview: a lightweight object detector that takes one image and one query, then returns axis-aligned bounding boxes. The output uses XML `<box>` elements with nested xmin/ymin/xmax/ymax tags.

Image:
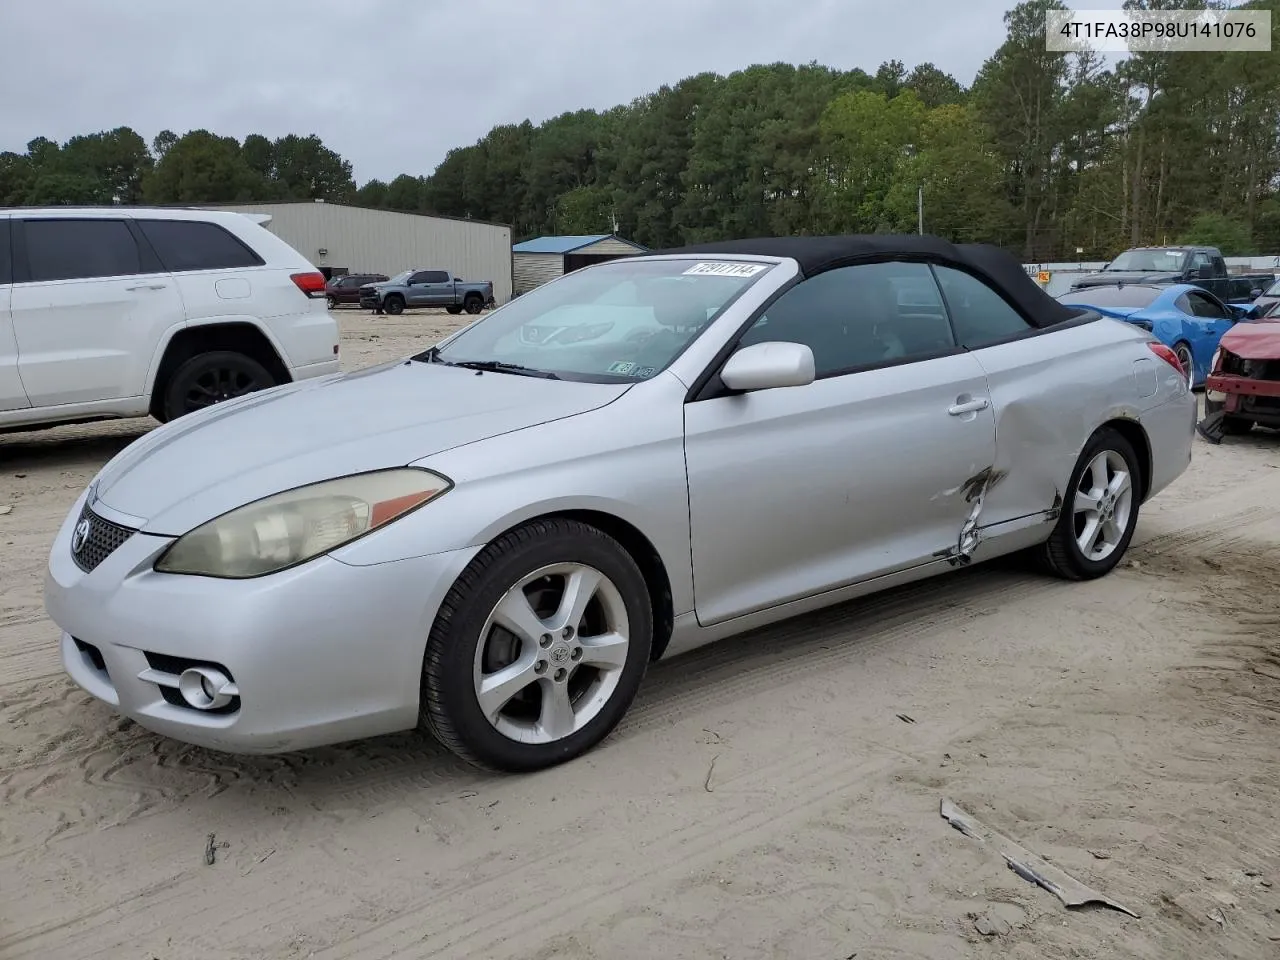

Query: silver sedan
<box><xmin>44</xmin><ymin>236</ymin><xmax>1196</xmax><ymax>772</ymax></box>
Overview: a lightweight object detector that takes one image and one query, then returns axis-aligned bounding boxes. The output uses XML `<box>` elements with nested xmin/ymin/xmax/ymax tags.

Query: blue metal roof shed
<box><xmin>512</xmin><ymin>234</ymin><xmax>648</xmax><ymax>294</ymax></box>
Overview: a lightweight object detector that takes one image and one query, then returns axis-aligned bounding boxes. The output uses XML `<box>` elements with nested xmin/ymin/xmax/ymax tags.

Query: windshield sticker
<box><xmin>635</xmin><ymin>366</ymin><xmax>656</xmax><ymax>378</ymax></box>
<box><xmin>682</xmin><ymin>262</ymin><xmax>768</xmax><ymax>277</ymax></box>
<box><xmin>606</xmin><ymin>361</ymin><xmax>636</xmax><ymax>374</ymax></box>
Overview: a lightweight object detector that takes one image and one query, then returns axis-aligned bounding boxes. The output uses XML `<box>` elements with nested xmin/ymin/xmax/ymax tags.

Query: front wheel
<box><xmin>1036</xmin><ymin>427</ymin><xmax>1142</xmax><ymax>581</ymax></box>
<box><xmin>326</xmin><ymin>295</ymin><xmax>338</xmax><ymax>310</ymax></box>
<box><xmin>445</xmin><ymin>305</ymin><xmax>462</xmax><ymax>315</ymax></box>
<box><xmin>421</xmin><ymin>518</ymin><xmax>653</xmax><ymax>772</ymax></box>
<box><xmin>383</xmin><ymin>295</ymin><xmax>405</xmax><ymax>316</ymax></box>
<box><xmin>159</xmin><ymin>350</ymin><xmax>276</xmax><ymax>422</ymax></box>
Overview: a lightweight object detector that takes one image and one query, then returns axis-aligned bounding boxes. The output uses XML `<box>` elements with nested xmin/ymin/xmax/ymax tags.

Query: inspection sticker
<box><xmin>606</xmin><ymin>361</ymin><xmax>636</xmax><ymax>374</ymax></box>
<box><xmin>682</xmin><ymin>262</ymin><xmax>768</xmax><ymax>277</ymax></box>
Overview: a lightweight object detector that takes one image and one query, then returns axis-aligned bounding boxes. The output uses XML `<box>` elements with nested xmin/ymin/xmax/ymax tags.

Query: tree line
<box><xmin>2</xmin><ymin>0</ymin><xmax>1277</xmax><ymax>261</ymax></box>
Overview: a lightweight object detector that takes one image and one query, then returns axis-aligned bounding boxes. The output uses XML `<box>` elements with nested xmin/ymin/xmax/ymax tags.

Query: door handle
<box><xmin>126</xmin><ymin>283</ymin><xmax>167</xmax><ymax>291</ymax></box>
<box><xmin>948</xmin><ymin>397</ymin><xmax>990</xmax><ymax>416</ymax></box>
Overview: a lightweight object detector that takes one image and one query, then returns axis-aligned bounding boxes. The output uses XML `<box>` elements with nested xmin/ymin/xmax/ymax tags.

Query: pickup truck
<box><xmin>359</xmin><ymin>269</ymin><xmax>495</xmax><ymax>316</ymax></box>
<box><xmin>1068</xmin><ymin>245</ymin><xmax>1275</xmax><ymax>304</ymax></box>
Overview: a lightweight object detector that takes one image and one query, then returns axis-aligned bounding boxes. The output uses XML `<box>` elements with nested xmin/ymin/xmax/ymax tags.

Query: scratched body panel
<box><xmin>964</xmin><ymin>318</ymin><xmax>1186</xmax><ymax>532</ymax></box>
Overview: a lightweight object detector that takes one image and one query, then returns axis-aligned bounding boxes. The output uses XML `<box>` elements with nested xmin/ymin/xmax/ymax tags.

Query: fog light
<box><xmin>178</xmin><ymin>666</ymin><xmax>238</xmax><ymax>710</ymax></box>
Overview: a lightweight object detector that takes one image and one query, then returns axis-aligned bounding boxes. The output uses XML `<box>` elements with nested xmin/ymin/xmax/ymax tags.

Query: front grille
<box><xmin>71</xmin><ymin>503</ymin><xmax>136</xmax><ymax>573</ymax></box>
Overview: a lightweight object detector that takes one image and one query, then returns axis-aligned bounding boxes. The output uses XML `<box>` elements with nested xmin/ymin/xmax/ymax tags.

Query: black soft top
<box><xmin>650</xmin><ymin>234</ymin><xmax>1085</xmax><ymax>329</ymax></box>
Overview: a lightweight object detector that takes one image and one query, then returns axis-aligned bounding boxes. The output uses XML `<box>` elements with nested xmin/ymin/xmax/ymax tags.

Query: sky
<box><xmin>0</xmin><ymin>0</ymin><xmax>1126</xmax><ymax>187</ymax></box>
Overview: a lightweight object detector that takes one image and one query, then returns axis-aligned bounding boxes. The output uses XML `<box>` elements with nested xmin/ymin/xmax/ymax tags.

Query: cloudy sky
<box><xmin>1</xmin><ymin>0</ymin><xmax>1124</xmax><ymax>186</ymax></box>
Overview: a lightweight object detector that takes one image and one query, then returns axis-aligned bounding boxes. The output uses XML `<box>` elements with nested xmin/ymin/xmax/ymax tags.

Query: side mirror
<box><xmin>1198</xmin><ymin>265</ymin><xmax>1214</xmax><ymax>279</ymax></box>
<box><xmin>720</xmin><ymin>341</ymin><xmax>816</xmax><ymax>392</ymax></box>
<box><xmin>1251</xmin><ymin>288</ymin><xmax>1263</xmax><ymax>299</ymax></box>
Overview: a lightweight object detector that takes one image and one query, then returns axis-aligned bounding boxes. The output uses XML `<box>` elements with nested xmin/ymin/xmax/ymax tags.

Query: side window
<box><xmin>408</xmin><ymin>271</ymin><xmax>432</xmax><ymax>284</ymax></box>
<box><xmin>23</xmin><ymin>219</ymin><xmax>142</xmax><ymax>282</ymax></box>
<box><xmin>136</xmin><ymin>219</ymin><xmax>263</xmax><ymax>273</ymax></box>
<box><xmin>1189</xmin><ymin>251</ymin><xmax>1211</xmax><ymax>269</ymax></box>
<box><xmin>932</xmin><ymin>265</ymin><xmax>1033</xmax><ymax>348</ymax></box>
<box><xmin>0</xmin><ymin>219</ymin><xmax>10</xmax><ymax>285</ymax></box>
<box><xmin>737</xmin><ymin>261</ymin><xmax>956</xmax><ymax>378</ymax></box>
<box><xmin>1187</xmin><ymin>292</ymin><xmax>1229</xmax><ymax>319</ymax></box>
<box><xmin>421</xmin><ymin>270</ymin><xmax>449</xmax><ymax>283</ymax></box>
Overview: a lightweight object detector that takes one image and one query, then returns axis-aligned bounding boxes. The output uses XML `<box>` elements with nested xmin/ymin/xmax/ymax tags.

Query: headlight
<box><xmin>1210</xmin><ymin>348</ymin><xmax>1222</xmax><ymax>374</ymax></box>
<box><xmin>154</xmin><ymin>468</ymin><xmax>451</xmax><ymax>579</ymax></box>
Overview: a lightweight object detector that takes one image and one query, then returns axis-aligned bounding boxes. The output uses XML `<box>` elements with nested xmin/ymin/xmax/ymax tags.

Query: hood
<box><xmin>1218</xmin><ymin>319</ymin><xmax>1280</xmax><ymax>361</ymax></box>
<box><xmin>93</xmin><ymin>359</ymin><xmax>630</xmax><ymax>535</ymax></box>
<box><xmin>1071</xmin><ymin>271</ymin><xmax>1178</xmax><ymax>289</ymax></box>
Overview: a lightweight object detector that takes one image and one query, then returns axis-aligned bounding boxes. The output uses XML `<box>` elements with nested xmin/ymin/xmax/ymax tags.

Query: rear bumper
<box><xmin>291</xmin><ymin>358</ymin><xmax>341</xmax><ymax>382</ymax></box>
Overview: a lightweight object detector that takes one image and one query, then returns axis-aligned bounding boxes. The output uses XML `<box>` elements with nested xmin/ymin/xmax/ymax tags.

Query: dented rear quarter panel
<box><xmin>966</xmin><ymin>317</ymin><xmax>1190</xmax><ymax>530</ymax></box>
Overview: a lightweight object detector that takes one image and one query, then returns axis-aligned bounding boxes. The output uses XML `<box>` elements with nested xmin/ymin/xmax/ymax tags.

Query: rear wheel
<box><xmin>160</xmin><ymin>350</ymin><xmax>276</xmax><ymax>422</ymax></box>
<box><xmin>1223</xmin><ymin>416</ymin><xmax>1255</xmax><ymax>435</ymax></box>
<box><xmin>384</xmin><ymin>295</ymin><xmax>405</xmax><ymax>316</ymax></box>
<box><xmin>1036</xmin><ymin>427</ymin><xmax>1142</xmax><ymax>581</ymax></box>
<box><xmin>421</xmin><ymin>518</ymin><xmax>652</xmax><ymax>772</ymax></box>
<box><xmin>326</xmin><ymin>295</ymin><xmax>338</xmax><ymax>310</ymax></box>
<box><xmin>464</xmin><ymin>294</ymin><xmax>483</xmax><ymax>315</ymax></box>
<box><xmin>1173</xmin><ymin>341</ymin><xmax>1195</xmax><ymax>389</ymax></box>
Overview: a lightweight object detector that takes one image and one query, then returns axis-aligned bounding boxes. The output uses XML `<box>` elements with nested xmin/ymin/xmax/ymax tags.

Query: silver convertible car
<box><xmin>45</xmin><ymin>235</ymin><xmax>1196</xmax><ymax>772</ymax></box>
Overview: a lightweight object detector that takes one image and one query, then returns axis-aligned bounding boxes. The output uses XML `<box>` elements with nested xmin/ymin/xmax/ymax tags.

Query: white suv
<box><xmin>0</xmin><ymin>207</ymin><xmax>341</xmax><ymax>431</ymax></box>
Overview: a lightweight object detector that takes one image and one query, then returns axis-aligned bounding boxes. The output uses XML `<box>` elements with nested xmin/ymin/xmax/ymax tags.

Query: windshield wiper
<box><xmin>448</xmin><ymin>359</ymin><xmax>561</xmax><ymax>379</ymax></box>
<box><xmin>411</xmin><ymin>346</ymin><xmax>560</xmax><ymax>379</ymax></box>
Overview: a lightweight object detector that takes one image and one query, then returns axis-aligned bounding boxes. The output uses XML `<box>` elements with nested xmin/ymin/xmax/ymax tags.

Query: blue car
<box><xmin>1057</xmin><ymin>282</ymin><xmax>1259</xmax><ymax>387</ymax></box>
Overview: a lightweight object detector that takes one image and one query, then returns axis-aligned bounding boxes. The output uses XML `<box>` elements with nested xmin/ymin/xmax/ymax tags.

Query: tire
<box><xmin>1173</xmin><ymin>340</ymin><xmax>1195</xmax><ymax>389</ymax></box>
<box><xmin>1223</xmin><ymin>416</ymin><xmax>1254</xmax><ymax>435</ymax></box>
<box><xmin>326</xmin><ymin>295</ymin><xmax>338</xmax><ymax>310</ymax></box>
<box><xmin>464</xmin><ymin>295</ymin><xmax>483</xmax><ymax>315</ymax></box>
<box><xmin>1035</xmin><ymin>427</ymin><xmax>1142</xmax><ymax>581</ymax></box>
<box><xmin>159</xmin><ymin>350</ymin><xmax>276</xmax><ymax>422</ymax></box>
<box><xmin>421</xmin><ymin>518</ymin><xmax>653</xmax><ymax>772</ymax></box>
<box><xmin>384</xmin><ymin>295</ymin><xmax>405</xmax><ymax>316</ymax></box>
<box><xmin>445</xmin><ymin>305</ymin><xmax>462</xmax><ymax>315</ymax></box>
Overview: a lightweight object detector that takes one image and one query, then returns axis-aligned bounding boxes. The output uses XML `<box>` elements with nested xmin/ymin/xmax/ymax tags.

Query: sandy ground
<box><xmin>2</xmin><ymin>310</ymin><xmax>1280</xmax><ymax>958</ymax></box>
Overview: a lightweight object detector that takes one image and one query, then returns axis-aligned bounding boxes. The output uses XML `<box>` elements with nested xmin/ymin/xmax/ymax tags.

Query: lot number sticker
<box><xmin>683</xmin><ymin>262</ymin><xmax>768</xmax><ymax>277</ymax></box>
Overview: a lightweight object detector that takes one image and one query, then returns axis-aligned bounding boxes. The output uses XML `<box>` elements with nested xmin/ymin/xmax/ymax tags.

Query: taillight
<box><xmin>1148</xmin><ymin>341</ymin><xmax>1184</xmax><ymax>378</ymax></box>
<box><xmin>290</xmin><ymin>271</ymin><xmax>327</xmax><ymax>298</ymax></box>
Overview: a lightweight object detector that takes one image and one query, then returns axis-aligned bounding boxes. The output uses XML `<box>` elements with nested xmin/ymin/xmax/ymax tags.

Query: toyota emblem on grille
<box><xmin>71</xmin><ymin>517</ymin><xmax>91</xmax><ymax>554</ymax></box>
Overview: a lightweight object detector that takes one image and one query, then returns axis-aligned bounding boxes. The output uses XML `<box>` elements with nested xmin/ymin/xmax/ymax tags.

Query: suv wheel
<box><xmin>326</xmin><ymin>295</ymin><xmax>338</xmax><ymax>310</ymax></box>
<box><xmin>160</xmin><ymin>351</ymin><xmax>276</xmax><ymax>422</ymax></box>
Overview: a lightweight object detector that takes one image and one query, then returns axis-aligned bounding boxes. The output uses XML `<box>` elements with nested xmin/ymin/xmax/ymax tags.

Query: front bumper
<box><xmin>44</xmin><ymin>490</ymin><xmax>481</xmax><ymax>754</ymax></box>
<box><xmin>359</xmin><ymin>295</ymin><xmax>381</xmax><ymax>309</ymax></box>
<box><xmin>1204</xmin><ymin>373</ymin><xmax>1280</xmax><ymax>425</ymax></box>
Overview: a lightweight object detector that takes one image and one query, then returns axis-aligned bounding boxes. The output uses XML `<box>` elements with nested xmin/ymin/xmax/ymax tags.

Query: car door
<box><xmin>0</xmin><ymin>215</ymin><xmax>28</xmax><ymax>412</ymax></box>
<box><xmin>420</xmin><ymin>270</ymin><xmax>453</xmax><ymax>306</ymax></box>
<box><xmin>1181</xmin><ymin>289</ymin><xmax>1236</xmax><ymax>369</ymax></box>
<box><xmin>10</xmin><ymin>216</ymin><xmax>183</xmax><ymax>407</ymax></box>
<box><xmin>403</xmin><ymin>271</ymin><xmax>435</xmax><ymax>307</ymax></box>
<box><xmin>683</xmin><ymin>260</ymin><xmax>998</xmax><ymax>627</ymax></box>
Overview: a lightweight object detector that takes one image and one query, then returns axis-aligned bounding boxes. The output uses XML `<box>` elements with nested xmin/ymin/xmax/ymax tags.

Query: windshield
<box><xmin>1057</xmin><ymin>285</ymin><xmax>1162</xmax><ymax>309</ymax></box>
<box><xmin>1263</xmin><ymin>280</ymin><xmax>1280</xmax><ymax>297</ymax></box>
<box><xmin>429</xmin><ymin>258</ymin><xmax>774</xmax><ymax>382</ymax></box>
<box><xmin>1105</xmin><ymin>249</ymin><xmax>1186</xmax><ymax>273</ymax></box>
<box><xmin>386</xmin><ymin>270</ymin><xmax>412</xmax><ymax>284</ymax></box>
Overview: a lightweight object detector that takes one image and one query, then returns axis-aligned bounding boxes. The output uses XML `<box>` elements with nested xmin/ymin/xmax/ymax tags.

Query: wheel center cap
<box><xmin>549</xmin><ymin>644</ymin><xmax>571</xmax><ymax>665</ymax></box>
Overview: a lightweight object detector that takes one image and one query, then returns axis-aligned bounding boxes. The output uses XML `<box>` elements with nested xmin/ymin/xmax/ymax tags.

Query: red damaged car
<box><xmin>1199</xmin><ymin>300</ymin><xmax>1280</xmax><ymax>441</ymax></box>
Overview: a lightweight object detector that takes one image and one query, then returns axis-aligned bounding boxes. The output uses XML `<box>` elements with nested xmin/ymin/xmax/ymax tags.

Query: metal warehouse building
<box><xmin>202</xmin><ymin>200</ymin><xmax>515</xmax><ymax>304</ymax></box>
<box><xmin>512</xmin><ymin>234</ymin><xmax>647</xmax><ymax>295</ymax></box>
